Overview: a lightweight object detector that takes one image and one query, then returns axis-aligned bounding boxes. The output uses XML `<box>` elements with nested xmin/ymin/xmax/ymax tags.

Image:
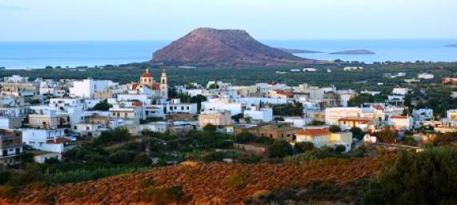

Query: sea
<box><xmin>0</xmin><ymin>39</ymin><xmax>456</xmax><ymax>69</ymax></box>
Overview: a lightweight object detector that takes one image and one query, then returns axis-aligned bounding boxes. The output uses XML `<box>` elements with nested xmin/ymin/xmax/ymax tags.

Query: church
<box><xmin>129</xmin><ymin>69</ymin><xmax>168</xmax><ymax>100</ymax></box>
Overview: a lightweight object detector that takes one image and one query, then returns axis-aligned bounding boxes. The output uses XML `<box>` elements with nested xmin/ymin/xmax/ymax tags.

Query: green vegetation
<box><xmin>329</xmin><ymin>125</ymin><xmax>342</xmax><ymax>133</ymax></box>
<box><xmin>90</xmin><ymin>100</ymin><xmax>112</xmax><ymax>111</ymax></box>
<box><xmin>224</xmin><ymin>172</ymin><xmax>250</xmax><ymax>188</ymax></box>
<box><xmin>272</xmin><ymin>102</ymin><xmax>303</xmax><ymax>116</ymax></box>
<box><xmin>2</xmin><ymin>61</ymin><xmax>457</xmax><ymax>90</ymax></box>
<box><xmin>268</xmin><ymin>140</ymin><xmax>294</xmax><ymax>158</ymax></box>
<box><xmin>364</xmin><ymin>147</ymin><xmax>457</xmax><ymax>204</ymax></box>
<box><xmin>141</xmin><ymin>185</ymin><xmax>185</xmax><ymax>204</ymax></box>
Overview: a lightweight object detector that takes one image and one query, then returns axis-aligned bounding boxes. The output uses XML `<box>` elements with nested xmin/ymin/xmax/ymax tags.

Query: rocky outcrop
<box><xmin>152</xmin><ymin>28</ymin><xmax>322</xmax><ymax>66</ymax></box>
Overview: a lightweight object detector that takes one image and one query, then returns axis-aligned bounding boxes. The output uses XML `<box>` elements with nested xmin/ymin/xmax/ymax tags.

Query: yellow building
<box><xmin>295</xmin><ymin>128</ymin><xmax>352</xmax><ymax>152</ymax></box>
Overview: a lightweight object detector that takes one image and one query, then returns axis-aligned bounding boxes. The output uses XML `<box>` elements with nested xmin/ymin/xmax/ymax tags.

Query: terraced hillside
<box><xmin>2</xmin><ymin>156</ymin><xmax>391</xmax><ymax>204</ymax></box>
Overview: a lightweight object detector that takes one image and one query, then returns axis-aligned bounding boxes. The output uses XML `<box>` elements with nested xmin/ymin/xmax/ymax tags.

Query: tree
<box><xmin>272</xmin><ymin>102</ymin><xmax>303</xmax><ymax>116</ymax></box>
<box><xmin>294</xmin><ymin>142</ymin><xmax>314</xmax><ymax>153</ymax></box>
<box><xmin>308</xmin><ymin>120</ymin><xmax>325</xmax><ymax>126</ymax></box>
<box><xmin>373</xmin><ymin>127</ymin><xmax>397</xmax><ymax>143</ymax></box>
<box><xmin>350</xmin><ymin>127</ymin><xmax>365</xmax><ymax>140</ymax></box>
<box><xmin>329</xmin><ymin>125</ymin><xmax>342</xmax><ymax>133</ymax></box>
<box><xmin>402</xmin><ymin>136</ymin><xmax>418</xmax><ymax>146</ymax></box>
<box><xmin>334</xmin><ymin>145</ymin><xmax>347</xmax><ymax>153</ymax></box>
<box><xmin>91</xmin><ymin>100</ymin><xmax>112</xmax><ymax>111</ymax></box>
<box><xmin>234</xmin><ymin>132</ymin><xmax>256</xmax><ymax>144</ymax></box>
<box><xmin>203</xmin><ymin>124</ymin><xmax>217</xmax><ymax>132</ymax></box>
<box><xmin>268</xmin><ymin>140</ymin><xmax>293</xmax><ymax>158</ymax></box>
<box><xmin>189</xmin><ymin>94</ymin><xmax>207</xmax><ymax>112</ymax></box>
<box><xmin>364</xmin><ymin>148</ymin><xmax>457</xmax><ymax>204</ymax></box>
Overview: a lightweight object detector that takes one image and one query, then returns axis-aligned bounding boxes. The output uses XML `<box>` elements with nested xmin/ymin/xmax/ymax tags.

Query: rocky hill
<box><xmin>152</xmin><ymin>28</ymin><xmax>322</xmax><ymax>66</ymax></box>
<box><xmin>3</xmin><ymin>157</ymin><xmax>389</xmax><ymax>204</ymax></box>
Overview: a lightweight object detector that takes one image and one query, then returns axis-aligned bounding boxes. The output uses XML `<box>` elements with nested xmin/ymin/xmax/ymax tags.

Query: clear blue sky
<box><xmin>1</xmin><ymin>0</ymin><xmax>456</xmax><ymax>41</ymax></box>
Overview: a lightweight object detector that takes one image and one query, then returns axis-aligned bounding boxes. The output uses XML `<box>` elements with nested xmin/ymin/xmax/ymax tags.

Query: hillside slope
<box><xmin>5</xmin><ymin>157</ymin><xmax>389</xmax><ymax>204</ymax></box>
<box><xmin>152</xmin><ymin>28</ymin><xmax>322</xmax><ymax>66</ymax></box>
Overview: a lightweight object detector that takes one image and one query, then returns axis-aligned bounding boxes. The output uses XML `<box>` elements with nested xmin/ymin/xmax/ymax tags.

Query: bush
<box><xmin>141</xmin><ymin>185</ymin><xmax>184</xmax><ymax>205</ymax></box>
<box><xmin>224</xmin><ymin>173</ymin><xmax>249</xmax><ymax>188</ymax></box>
<box><xmin>109</xmin><ymin>151</ymin><xmax>136</xmax><ymax>164</ymax></box>
<box><xmin>235</xmin><ymin>132</ymin><xmax>256</xmax><ymax>144</ymax></box>
<box><xmin>91</xmin><ymin>100</ymin><xmax>112</xmax><ymax>111</ymax></box>
<box><xmin>329</xmin><ymin>125</ymin><xmax>341</xmax><ymax>133</ymax></box>
<box><xmin>350</xmin><ymin>127</ymin><xmax>365</xmax><ymax>140</ymax></box>
<box><xmin>0</xmin><ymin>186</ymin><xmax>16</xmax><ymax>199</ymax></box>
<box><xmin>334</xmin><ymin>144</ymin><xmax>347</xmax><ymax>154</ymax></box>
<box><xmin>364</xmin><ymin>147</ymin><xmax>457</xmax><ymax>204</ymax></box>
<box><xmin>203</xmin><ymin>124</ymin><xmax>217</xmax><ymax>132</ymax></box>
<box><xmin>294</xmin><ymin>142</ymin><xmax>314</xmax><ymax>153</ymax></box>
<box><xmin>268</xmin><ymin>140</ymin><xmax>293</xmax><ymax>158</ymax></box>
<box><xmin>0</xmin><ymin>172</ymin><xmax>11</xmax><ymax>185</ymax></box>
<box><xmin>93</xmin><ymin>127</ymin><xmax>132</xmax><ymax>146</ymax></box>
<box><xmin>133</xmin><ymin>153</ymin><xmax>152</xmax><ymax>166</ymax></box>
<box><xmin>402</xmin><ymin>136</ymin><xmax>418</xmax><ymax>146</ymax></box>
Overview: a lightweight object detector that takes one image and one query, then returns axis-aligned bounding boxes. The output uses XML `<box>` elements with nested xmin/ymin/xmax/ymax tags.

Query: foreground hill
<box><xmin>152</xmin><ymin>28</ymin><xmax>322</xmax><ymax>67</ymax></box>
<box><xmin>6</xmin><ymin>157</ymin><xmax>388</xmax><ymax>204</ymax></box>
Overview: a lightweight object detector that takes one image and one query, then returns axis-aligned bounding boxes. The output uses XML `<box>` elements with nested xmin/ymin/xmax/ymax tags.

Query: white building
<box><xmin>21</xmin><ymin>129</ymin><xmax>68</xmax><ymax>153</ymax></box>
<box><xmin>69</xmin><ymin>78</ymin><xmax>114</xmax><ymax>98</ymax></box>
<box><xmin>201</xmin><ymin>98</ymin><xmax>242</xmax><ymax>116</ymax></box>
<box><xmin>392</xmin><ymin>88</ymin><xmax>409</xmax><ymax>96</ymax></box>
<box><xmin>417</xmin><ymin>73</ymin><xmax>434</xmax><ymax>80</ymax></box>
<box><xmin>165</xmin><ymin>99</ymin><xmax>198</xmax><ymax>115</ymax></box>
<box><xmin>283</xmin><ymin>117</ymin><xmax>311</xmax><ymax>128</ymax></box>
<box><xmin>243</xmin><ymin>107</ymin><xmax>273</xmax><ymax>122</ymax></box>
<box><xmin>117</xmin><ymin>94</ymin><xmax>151</xmax><ymax>105</ymax></box>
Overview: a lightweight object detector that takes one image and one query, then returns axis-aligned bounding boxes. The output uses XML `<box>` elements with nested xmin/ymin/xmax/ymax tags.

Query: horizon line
<box><xmin>1</xmin><ymin>37</ymin><xmax>457</xmax><ymax>43</ymax></box>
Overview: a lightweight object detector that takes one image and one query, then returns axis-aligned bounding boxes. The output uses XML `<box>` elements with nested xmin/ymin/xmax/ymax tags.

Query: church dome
<box><xmin>141</xmin><ymin>69</ymin><xmax>152</xmax><ymax>78</ymax></box>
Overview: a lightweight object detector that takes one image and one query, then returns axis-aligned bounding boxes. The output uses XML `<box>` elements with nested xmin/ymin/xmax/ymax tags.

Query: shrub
<box><xmin>203</xmin><ymin>124</ymin><xmax>217</xmax><ymax>132</ymax></box>
<box><xmin>350</xmin><ymin>127</ymin><xmax>365</xmax><ymax>140</ymax></box>
<box><xmin>92</xmin><ymin>127</ymin><xmax>132</xmax><ymax>146</ymax></box>
<box><xmin>334</xmin><ymin>144</ymin><xmax>347</xmax><ymax>154</ymax></box>
<box><xmin>109</xmin><ymin>150</ymin><xmax>136</xmax><ymax>164</ymax></box>
<box><xmin>294</xmin><ymin>142</ymin><xmax>314</xmax><ymax>153</ymax></box>
<box><xmin>329</xmin><ymin>125</ymin><xmax>342</xmax><ymax>133</ymax></box>
<box><xmin>268</xmin><ymin>140</ymin><xmax>293</xmax><ymax>158</ymax></box>
<box><xmin>364</xmin><ymin>147</ymin><xmax>457</xmax><ymax>204</ymax></box>
<box><xmin>224</xmin><ymin>173</ymin><xmax>249</xmax><ymax>188</ymax></box>
<box><xmin>0</xmin><ymin>186</ymin><xmax>16</xmax><ymax>199</ymax></box>
<box><xmin>0</xmin><ymin>171</ymin><xmax>11</xmax><ymax>185</ymax></box>
<box><xmin>140</xmin><ymin>185</ymin><xmax>184</xmax><ymax>205</ymax></box>
<box><xmin>140</xmin><ymin>178</ymin><xmax>155</xmax><ymax>188</ymax></box>
<box><xmin>235</xmin><ymin>132</ymin><xmax>256</xmax><ymax>144</ymax></box>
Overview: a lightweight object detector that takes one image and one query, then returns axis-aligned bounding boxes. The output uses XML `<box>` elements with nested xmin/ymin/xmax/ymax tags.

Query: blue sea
<box><xmin>0</xmin><ymin>39</ymin><xmax>456</xmax><ymax>69</ymax></box>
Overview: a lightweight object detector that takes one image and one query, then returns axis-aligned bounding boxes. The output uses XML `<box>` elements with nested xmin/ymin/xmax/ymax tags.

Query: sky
<box><xmin>1</xmin><ymin>0</ymin><xmax>456</xmax><ymax>41</ymax></box>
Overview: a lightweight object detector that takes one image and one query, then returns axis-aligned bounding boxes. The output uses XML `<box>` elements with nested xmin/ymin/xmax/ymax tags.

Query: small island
<box><xmin>277</xmin><ymin>48</ymin><xmax>323</xmax><ymax>54</ymax></box>
<box><xmin>330</xmin><ymin>49</ymin><xmax>375</xmax><ymax>55</ymax></box>
<box><xmin>445</xmin><ymin>44</ymin><xmax>457</xmax><ymax>48</ymax></box>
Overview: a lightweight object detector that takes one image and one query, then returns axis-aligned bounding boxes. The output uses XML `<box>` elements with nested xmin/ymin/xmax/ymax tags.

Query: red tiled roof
<box><xmin>47</xmin><ymin>137</ymin><xmax>70</xmax><ymax>144</ymax></box>
<box><xmin>141</xmin><ymin>71</ymin><xmax>152</xmax><ymax>78</ymax></box>
<box><xmin>274</xmin><ymin>90</ymin><xmax>294</xmax><ymax>97</ymax></box>
<box><xmin>296</xmin><ymin>128</ymin><xmax>330</xmax><ymax>136</ymax></box>
<box><xmin>151</xmin><ymin>83</ymin><xmax>160</xmax><ymax>90</ymax></box>
<box><xmin>391</xmin><ymin>115</ymin><xmax>408</xmax><ymax>119</ymax></box>
<box><xmin>338</xmin><ymin>117</ymin><xmax>371</xmax><ymax>123</ymax></box>
<box><xmin>131</xmin><ymin>83</ymin><xmax>139</xmax><ymax>90</ymax></box>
